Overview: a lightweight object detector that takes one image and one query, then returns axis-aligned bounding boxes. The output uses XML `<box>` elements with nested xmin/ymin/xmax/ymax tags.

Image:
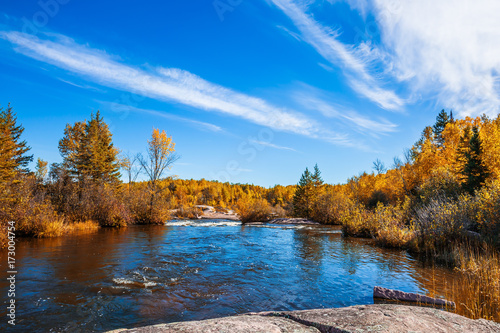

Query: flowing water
<box><xmin>0</xmin><ymin>220</ymin><xmax>464</xmax><ymax>332</ymax></box>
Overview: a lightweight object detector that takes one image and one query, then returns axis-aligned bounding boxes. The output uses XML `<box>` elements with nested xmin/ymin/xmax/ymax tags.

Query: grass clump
<box><xmin>452</xmin><ymin>245</ymin><xmax>500</xmax><ymax>321</ymax></box>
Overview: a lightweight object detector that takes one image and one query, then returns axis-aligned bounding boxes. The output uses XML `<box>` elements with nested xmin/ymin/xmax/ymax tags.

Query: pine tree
<box><xmin>58</xmin><ymin>121</ymin><xmax>86</xmax><ymax>180</ymax></box>
<box><xmin>462</xmin><ymin>126</ymin><xmax>489</xmax><ymax>194</ymax></box>
<box><xmin>312</xmin><ymin>164</ymin><xmax>324</xmax><ymax>188</ymax></box>
<box><xmin>80</xmin><ymin>111</ymin><xmax>121</xmax><ymax>183</ymax></box>
<box><xmin>293</xmin><ymin>167</ymin><xmax>312</xmax><ymax>218</ymax></box>
<box><xmin>0</xmin><ymin>119</ymin><xmax>16</xmax><ymax>183</ymax></box>
<box><xmin>58</xmin><ymin>111</ymin><xmax>120</xmax><ymax>183</ymax></box>
<box><xmin>0</xmin><ymin>104</ymin><xmax>33</xmax><ymax>182</ymax></box>
<box><xmin>433</xmin><ymin>109</ymin><xmax>450</xmax><ymax>147</ymax></box>
<box><xmin>457</xmin><ymin>126</ymin><xmax>472</xmax><ymax>182</ymax></box>
<box><xmin>293</xmin><ymin>164</ymin><xmax>323</xmax><ymax>218</ymax></box>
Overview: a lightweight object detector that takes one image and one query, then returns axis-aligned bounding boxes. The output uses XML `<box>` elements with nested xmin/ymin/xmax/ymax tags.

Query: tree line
<box><xmin>0</xmin><ymin>103</ymin><xmax>297</xmax><ymax>238</ymax></box>
<box><xmin>291</xmin><ymin>110</ymin><xmax>500</xmax><ymax>221</ymax></box>
<box><xmin>0</xmin><ymin>105</ymin><xmax>184</xmax><ymax>240</ymax></box>
<box><xmin>2</xmin><ymin>103</ymin><xmax>500</xmax><ymax>249</ymax></box>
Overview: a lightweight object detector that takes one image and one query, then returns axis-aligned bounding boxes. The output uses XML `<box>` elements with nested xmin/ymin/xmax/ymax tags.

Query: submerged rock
<box><xmin>106</xmin><ymin>304</ymin><xmax>500</xmax><ymax>332</ymax></box>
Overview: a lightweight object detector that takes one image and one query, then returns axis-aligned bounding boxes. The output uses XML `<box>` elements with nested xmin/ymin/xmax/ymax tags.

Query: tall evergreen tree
<box><xmin>59</xmin><ymin>121</ymin><xmax>86</xmax><ymax>180</ymax></box>
<box><xmin>58</xmin><ymin>111</ymin><xmax>120</xmax><ymax>183</ymax></box>
<box><xmin>462</xmin><ymin>126</ymin><xmax>489</xmax><ymax>194</ymax></box>
<box><xmin>433</xmin><ymin>109</ymin><xmax>450</xmax><ymax>147</ymax></box>
<box><xmin>293</xmin><ymin>164</ymin><xmax>323</xmax><ymax>218</ymax></box>
<box><xmin>293</xmin><ymin>167</ymin><xmax>312</xmax><ymax>218</ymax></box>
<box><xmin>457</xmin><ymin>125</ymin><xmax>473</xmax><ymax>182</ymax></box>
<box><xmin>0</xmin><ymin>104</ymin><xmax>33</xmax><ymax>182</ymax></box>
<box><xmin>80</xmin><ymin>111</ymin><xmax>121</xmax><ymax>182</ymax></box>
<box><xmin>312</xmin><ymin>164</ymin><xmax>324</xmax><ymax>187</ymax></box>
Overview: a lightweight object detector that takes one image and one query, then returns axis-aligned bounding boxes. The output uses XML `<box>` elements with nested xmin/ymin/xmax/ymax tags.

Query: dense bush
<box><xmin>236</xmin><ymin>198</ymin><xmax>271</xmax><ymax>223</ymax></box>
<box><xmin>415</xmin><ymin>168</ymin><xmax>462</xmax><ymax>205</ymax></box>
<box><xmin>410</xmin><ymin>193</ymin><xmax>483</xmax><ymax>255</ymax></box>
<box><xmin>48</xmin><ymin>175</ymin><xmax>131</xmax><ymax>227</ymax></box>
<box><xmin>89</xmin><ymin>185</ymin><xmax>131</xmax><ymax>227</ymax></box>
<box><xmin>270</xmin><ymin>204</ymin><xmax>287</xmax><ymax>218</ymax></box>
<box><xmin>473</xmin><ymin>181</ymin><xmax>500</xmax><ymax>247</ymax></box>
<box><xmin>174</xmin><ymin>205</ymin><xmax>202</xmax><ymax>220</ymax></box>
<box><xmin>373</xmin><ymin>200</ymin><xmax>415</xmax><ymax>249</ymax></box>
<box><xmin>125</xmin><ymin>187</ymin><xmax>171</xmax><ymax>224</ymax></box>
<box><xmin>0</xmin><ymin>175</ymin><xmax>99</xmax><ymax>243</ymax></box>
<box><xmin>367</xmin><ymin>190</ymin><xmax>390</xmax><ymax>209</ymax></box>
<box><xmin>339</xmin><ymin>202</ymin><xmax>375</xmax><ymax>238</ymax></box>
<box><xmin>0</xmin><ymin>176</ymin><xmax>62</xmax><ymax>238</ymax></box>
<box><xmin>311</xmin><ymin>191</ymin><xmax>354</xmax><ymax>225</ymax></box>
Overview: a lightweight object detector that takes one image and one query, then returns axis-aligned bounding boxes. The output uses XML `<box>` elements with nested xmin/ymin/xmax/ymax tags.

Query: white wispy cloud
<box><xmin>329</xmin><ymin>0</ymin><xmax>371</xmax><ymax>18</ymax></box>
<box><xmin>276</xmin><ymin>25</ymin><xmax>302</xmax><ymax>41</ymax></box>
<box><xmin>57</xmin><ymin>78</ymin><xmax>106</xmax><ymax>92</ymax></box>
<box><xmin>249</xmin><ymin>139</ymin><xmax>298</xmax><ymax>152</ymax></box>
<box><xmin>371</xmin><ymin>0</ymin><xmax>500</xmax><ymax>117</ymax></box>
<box><xmin>0</xmin><ymin>30</ymin><xmax>351</xmax><ymax>145</ymax></box>
<box><xmin>291</xmin><ymin>83</ymin><xmax>397</xmax><ymax>136</ymax></box>
<box><xmin>269</xmin><ymin>0</ymin><xmax>405</xmax><ymax>111</ymax></box>
<box><xmin>100</xmin><ymin>102</ymin><xmax>224</xmax><ymax>133</ymax></box>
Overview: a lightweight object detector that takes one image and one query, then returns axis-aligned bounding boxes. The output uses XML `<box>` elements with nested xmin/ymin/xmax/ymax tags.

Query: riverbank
<box><xmin>106</xmin><ymin>304</ymin><xmax>500</xmax><ymax>333</ymax></box>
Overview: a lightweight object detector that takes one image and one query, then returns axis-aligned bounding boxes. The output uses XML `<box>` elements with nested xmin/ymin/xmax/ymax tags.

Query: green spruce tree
<box><xmin>58</xmin><ymin>121</ymin><xmax>86</xmax><ymax>180</ymax></box>
<box><xmin>58</xmin><ymin>111</ymin><xmax>121</xmax><ymax>183</ymax></box>
<box><xmin>293</xmin><ymin>164</ymin><xmax>323</xmax><ymax>218</ymax></box>
<box><xmin>312</xmin><ymin>163</ymin><xmax>324</xmax><ymax>188</ymax></box>
<box><xmin>462</xmin><ymin>126</ymin><xmax>489</xmax><ymax>194</ymax></box>
<box><xmin>0</xmin><ymin>104</ymin><xmax>33</xmax><ymax>182</ymax></box>
<box><xmin>80</xmin><ymin>111</ymin><xmax>121</xmax><ymax>183</ymax></box>
<box><xmin>433</xmin><ymin>109</ymin><xmax>450</xmax><ymax>147</ymax></box>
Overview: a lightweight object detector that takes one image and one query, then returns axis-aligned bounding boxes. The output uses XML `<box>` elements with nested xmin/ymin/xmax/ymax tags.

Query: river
<box><xmin>0</xmin><ymin>220</ymin><xmax>462</xmax><ymax>332</ymax></box>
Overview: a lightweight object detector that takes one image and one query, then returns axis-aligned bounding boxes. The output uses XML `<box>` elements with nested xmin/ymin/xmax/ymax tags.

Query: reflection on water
<box><xmin>0</xmin><ymin>221</ymin><xmax>464</xmax><ymax>332</ymax></box>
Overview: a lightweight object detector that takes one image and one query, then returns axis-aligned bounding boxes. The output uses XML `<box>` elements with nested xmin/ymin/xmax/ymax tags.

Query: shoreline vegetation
<box><xmin>1</xmin><ymin>105</ymin><xmax>499</xmax><ymax>321</ymax></box>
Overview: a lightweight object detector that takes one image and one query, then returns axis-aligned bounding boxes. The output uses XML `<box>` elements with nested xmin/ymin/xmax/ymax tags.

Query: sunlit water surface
<box><xmin>0</xmin><ymin>220</ymin><xmax>460</xmax><ymax>332</ymax></box>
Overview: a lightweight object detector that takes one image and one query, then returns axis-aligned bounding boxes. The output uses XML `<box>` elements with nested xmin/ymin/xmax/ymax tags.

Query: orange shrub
<box><xmin>236</xmin><ymin>198</ymin><xmax>271</xmax><ymax>223</ymax></box>
<box><xmin>311</xmin><ymin>191</ymin><xmax>355</xmax><ymax>225</ymax></box>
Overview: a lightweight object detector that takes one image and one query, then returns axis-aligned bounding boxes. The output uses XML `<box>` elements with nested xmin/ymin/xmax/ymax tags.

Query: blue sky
<box><xmin>1</xmin><ymin>0</ymin><xmax>499</xmax><ymax>187</ymax></box>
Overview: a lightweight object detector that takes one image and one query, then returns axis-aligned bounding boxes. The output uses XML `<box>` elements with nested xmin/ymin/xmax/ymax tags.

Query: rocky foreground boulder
<box><xmin>107</xmin><ymin>304</ymin><xmax>500</xmax><ymax>333</ymax></box>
